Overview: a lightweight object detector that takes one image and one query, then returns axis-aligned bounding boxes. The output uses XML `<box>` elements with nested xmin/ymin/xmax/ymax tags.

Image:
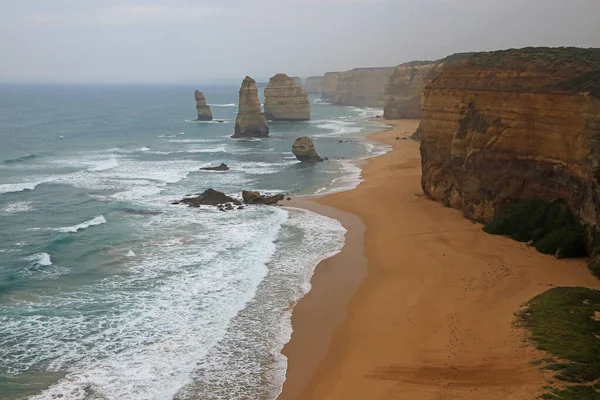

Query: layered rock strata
<box><xmin>194</xmin><ymin>90</ymin><xmax>213</xmax><ymax>121</ymax></box>
<box><xmin>322</xmin><ymin>67</ymin><xmax>395</xmax><ymax>107</ymax></box>
<box><xmin>233</xmin><ymin>76</ymin><xmax>269</xmax><ymax>138</ymax></box>
<box><xmin>292</xmin><ymin>137</ymin><xmax>323</xmax><ymax>162</ymax></box>
<box><xmin>418</xmin><ymin>47</ymin><xmax>600</xmax><ymax>272</ymax></box>
<box><xmin>264</xmin><ymin>74</ymin><xmax>311</xmax><ymax>121</ymax></box>
<box><xmin>383</xmin><ymin>61</ymin><xmax>436</xmax><ymax>119</ymax></box>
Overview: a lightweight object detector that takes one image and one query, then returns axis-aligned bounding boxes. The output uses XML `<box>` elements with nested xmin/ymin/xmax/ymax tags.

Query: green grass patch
<box><xmin>519</xmin><ymin>287</ymin><xmax>600</xmax><ymax>399</ymax></box>
<box><xmin>483</xmin><ymin>199</ymin><xmax>587</xmax><ymax>258</ymax></box>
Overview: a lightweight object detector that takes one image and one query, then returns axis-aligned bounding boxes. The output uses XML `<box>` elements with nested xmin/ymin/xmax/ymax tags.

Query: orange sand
<box><xmin>279</xmin><ymin>120</ymin><xmax>600</xmax><ymax>400</ymax></box>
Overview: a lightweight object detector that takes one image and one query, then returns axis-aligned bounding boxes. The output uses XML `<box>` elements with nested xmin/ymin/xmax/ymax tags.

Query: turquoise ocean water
<box><xmin>0</xmin><ymin>84</ymin><xmax>388</xmax><ymax>399</ymax></box>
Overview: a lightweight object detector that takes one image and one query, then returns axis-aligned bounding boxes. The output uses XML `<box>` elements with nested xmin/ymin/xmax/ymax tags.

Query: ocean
<box><xmin>0</xmin><ymin>83</ymin><xmax>388</xmax><ymax>399</ymax></box>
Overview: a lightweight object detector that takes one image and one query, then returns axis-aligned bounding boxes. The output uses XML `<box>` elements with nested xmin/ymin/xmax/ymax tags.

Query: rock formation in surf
<box><xmin>173</xmin><ymin>188</ymin><xmax>241</xmax><ymax>207</ymax></box>
<box><xmin>320</xmin><ymin>68</ymin><xmax>395</xmax><ymax>107</ymax></box>
<box><xmin>292</xmin><ymin>136</ymin><xmax>323</xmax><ymax>162</ymax></box>
<box><xmin>418</xmin><ymin>47</ymin><xmax>600</xmax><ymax>274</ymax></box>
<box><xmin>303</xmin><ymin>76</ymin><xmax>324</xmax><ymax>93</ymax></box>
<box><xmin>264</xmin><ymin>74</ymin><xmax>311</xmax><ymax>121</ymax></box>
<box><xmin>242</xmin><ymin>191</ymin><xmax>284</xmax><ymax>205</ymax></box>
<box><xmin>232</xmin><ymin>76</ymin><xmax>270</xmax><ymax>138</ymax></box>
<box><xmin>200</xmin><ymin>163</ymin><xmax>229</xmax><ymax>171</ymax></box>
<box><xmin>194</xmin><ymin>90</ymin><xmax>213</xmax><ymax>121</ymax></box>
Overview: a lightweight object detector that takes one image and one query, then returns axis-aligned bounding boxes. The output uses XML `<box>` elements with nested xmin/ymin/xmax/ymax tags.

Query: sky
<box><xmin>1</xmin><ymin>0</ymin><xmax>599</xmax><ymax>83</ymax></box>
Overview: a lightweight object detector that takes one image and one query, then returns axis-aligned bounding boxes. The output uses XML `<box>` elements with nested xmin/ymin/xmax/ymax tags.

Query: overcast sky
<box><xmin>1</xmin><ymin>0</ymin><xmax>599</xmax><ymax>83</ymax></box>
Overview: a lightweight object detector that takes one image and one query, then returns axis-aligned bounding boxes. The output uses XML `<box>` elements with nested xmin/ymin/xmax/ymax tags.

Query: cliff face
<box><xmin>303</xmin><ymin>76</ymin><xmax>324</xmax><ymax>94</ymax></box>
<box><xmin>264</xmin><ymin>74</ymin><xmax>310</xmax><ymax>121</ymax></box>
<box><xmin>194</xmin><ymin>90</ymin><xmax>213</xmax><ymax>121</ymax></box>
<box><xmin>383</xmin><ymin>62</ymin><xmax>437</xmax><ymax>119</ymax></box>
<box><xmin>324</xmin><ymin>67</ymin><xmax>395</xmax><ymax>107</ymax></box>
<box><xmin>321</xmin><ymin>72</ymin><xmax>340</xmax><ymax>102</ymax></box>
<box><xmin>233</xmin><ymin>76</ymin><xmax>269</xmax><ymax>138</ymax></box>
<box><xmin>419</xmin><ymin>47</ymin><xmax>600</xmax><ymax>269</ymax></box>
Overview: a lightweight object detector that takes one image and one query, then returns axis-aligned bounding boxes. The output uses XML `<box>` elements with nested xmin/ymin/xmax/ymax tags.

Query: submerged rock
<box><xmin>232</xmin><ymin>77</ymin><xmax>270</xmax><ymax>138</ymax></box>
<box><xmin>199</xmin><ymin>163</ymin><xmax>229</xmax><ymax>171</ymax></box>
<box><xmin>242</xmin><ymin>191</ymin><xmax>284</xmax><ymax>205</ymax></box>
<box><xmin>194</xmin><ymin>90</ymin><xmax>213</xmax><ymax>121</ymax></box>
<box><xmin>264</xmin><ymin>74</ymin><xmax>310</xmax><ymax>121</ymax></box>
<box><xmin>173</xmin><ymin>188</ymin><xmax>241</xmax><ymax>207</ymax></box>
<box><xmin>292</xmin><ymin>136</ymin><xmax>323</xmax><ymax>162</ymax></box>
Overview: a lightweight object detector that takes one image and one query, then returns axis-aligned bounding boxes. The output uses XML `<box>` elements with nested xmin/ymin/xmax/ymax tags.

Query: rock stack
<box><xmin>194</xmin><ymin>90</ymin><xmax>213</xmax><ymax>121</ymax></box>
<box><xmin>292</xmin><ymin>137</ymin><xmax>323</xmax><ymax>162</ymax></box>
<box><xmin>264</xmin><ymin>73</ymin><xmax>311</xmax><ymax>121</ymax></box>
<box><xmin>232</xmin><ymin>77</ymin><xmax>270</xmax><ymax>138</ymax></box>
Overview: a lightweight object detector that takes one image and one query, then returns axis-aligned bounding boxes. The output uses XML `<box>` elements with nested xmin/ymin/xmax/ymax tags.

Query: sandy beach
<box><xmin>279</xmin><ymin>120</ymin><xmax>600</xmax><ymax>400</ymax></box>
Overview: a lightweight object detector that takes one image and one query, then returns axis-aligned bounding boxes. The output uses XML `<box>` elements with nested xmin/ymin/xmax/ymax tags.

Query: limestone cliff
<box><xmin>264</xmin><ymin>74</ymin><xmax>310</xmax><ymax>121</ymax></box>
<box><xmin>330</xmin><ymin>67</ymin><xmax>395</xmax><ymax>107</ymax></box>
<box><xmin>419</xmin><ymin>47</ymin><xmax>600</xmax><ymax>272</ymax></box>
<box><xmin>321</xmin><ymin>72</ymin><xmax>340</xmax><ymax>103</ymax></box>
<box><xmin>383</xmin><ymin>61</ymin><xmax>436</xmax><ymax>119</ymax></box>
<box><xmin>233</xmin><ymin>76</ymin><xmax>269</xmax><ymax>138</ymax></box>
<box><xmin>194</xmin><ymin>90</ymin><xmax>213</xmax><ymax>121</ymax></box>
<box><xmin>304</xmin><ymin>76</ymin><xmax>324</xmax><ymax>94</ymax></box>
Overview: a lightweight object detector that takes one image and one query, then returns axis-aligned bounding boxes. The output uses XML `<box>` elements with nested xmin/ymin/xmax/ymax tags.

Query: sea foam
<box><xmin>56</xmin><ymin>216</ymin><xmax>107</xmax><ymax>233</ymax></box>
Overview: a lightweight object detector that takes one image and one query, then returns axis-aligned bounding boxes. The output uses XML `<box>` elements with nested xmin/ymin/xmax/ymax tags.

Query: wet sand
<box><xmin>278</xmin><ymin>119</ymin><xmax>600</xmax><ymax>400</ymax></box>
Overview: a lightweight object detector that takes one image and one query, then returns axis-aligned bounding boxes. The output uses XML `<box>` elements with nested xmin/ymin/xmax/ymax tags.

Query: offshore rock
<box><xmin>264</xmin><ymin>73</ymin><xmax>310</xmax><ymax>121</ymax></box>
<box><xmin>232</xmin><ymin>76</ymin><xmax>270</xmax><ymax>138</ymax></box>
<box><xmin>194</xmin><ymin>90</ymin><xmax>213</xmax><ymax>121</ymax></box>
<box><xmin>173</xmin><ymin>188</ymin><xmax>241</xmax><ymax>207</ymax></box>
<box><xmin>242</xmin><ymin>191</ymin><xmax>285</xmax><ymax>205</ymax></box>
<box><xmin>304</xmin><ymin>76</ymin><xmax>324</xmax><ymax>93</ymax></box>
<box><xmin>292</xmin><ymin>136</ymin><xmax>323</xmax><ymax>162</ymax></box>
<box><xmin>199</xmin><ymin>163</ymin><xmax>229</xmax><ymax>171</ymax></box>
<box><xmin>418</xmin><ymin>47</ymin><xmax>600</xmax><ymax>274</ymax></box>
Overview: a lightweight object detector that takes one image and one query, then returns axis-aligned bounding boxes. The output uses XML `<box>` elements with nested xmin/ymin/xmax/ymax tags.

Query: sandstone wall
<box><xmin>419</xmin><ymin>47</ymin><xmax>600</xmax><ymax>267</ymax></box>
<box><xmin>321</xmin><ymin>72</ymin><xmax>340</xmax><ymax>103</ymax></box>
<box><xmin>303</xmin><ymin>76</ymin><xmax>324</xmax><ymax>94</ymax></box>
<box><xmin>383</xmin><ymin>62</ymin><xmax>436</xmax><ymax>119</ymax></box>
<box><xmin>264</xmin><ymin>74</ymin><xmax>310</xmax><ymax>121</ymax></box>
<box><xmin>328</xmin><ymin>67</ymin><xmax>395</xmax><ymax>107</ymax></box>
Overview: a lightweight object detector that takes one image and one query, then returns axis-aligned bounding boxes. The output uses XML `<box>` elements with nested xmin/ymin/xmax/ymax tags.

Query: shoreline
<box><xmin>278</xmin><ymin>119</ymin><xmax>600</xmax><ymax>400</ymax></box>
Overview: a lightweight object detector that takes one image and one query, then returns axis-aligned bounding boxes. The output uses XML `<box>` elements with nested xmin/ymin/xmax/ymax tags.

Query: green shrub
<box><xmin>520</xmin><ymin>287</ymin><xmax>600</xmax><ymax>399</ymax></box>
<box><xmin>483</xmin><ymin>199</ymin><xmax>587</xmax><ymax>258</ymax></box>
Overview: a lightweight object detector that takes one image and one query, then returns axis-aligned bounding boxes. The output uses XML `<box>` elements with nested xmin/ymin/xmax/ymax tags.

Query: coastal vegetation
<box><xmin>483</xmin><ymin>200</ymin><xmax>587</xmax><ymax>259</ymax></box>
<box><xmin>518</xmin><ymin>287</ymin><xmax>600</xmax><ymax>399</ymax></box>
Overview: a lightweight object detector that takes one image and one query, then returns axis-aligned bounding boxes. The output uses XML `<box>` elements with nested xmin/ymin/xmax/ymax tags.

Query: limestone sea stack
<box><xmin>418</xmin><ymin>47</ymin><xmax>600</xmax><ymax>273</ymax></box>
<box><xmin>194</xmin><ymin>90</ymin><xmax>213</xmax><ymax>121</ymax></box>
<box><xmin>303</xmin><ymin>76</ymin><xmax>324</xmax><ymax>94</ymax></box>
<box><xmin>232</xmin><ymin>77</ymin><xmax>269</xmax><ymax>138</ymax></box>
<box><xmin>264</xmin><ymin>74</ymin><xmax>311</xmax><ymax>121</ymax></box>
<box><xmin>292</xmin><ymin>136</ymin><xmax>323</xmax><ymax>162</ymax></box>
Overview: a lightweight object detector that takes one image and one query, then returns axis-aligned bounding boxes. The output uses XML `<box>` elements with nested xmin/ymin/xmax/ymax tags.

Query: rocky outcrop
<box><xmin>419</xmin><ymin>47</ymin><xmax>600</xmax><ymax>273</ymax></box>
<box><xmin>292</xmin><ymin>136</ymin><xmax>323</xmax><ymax>162</ymax></box>
<box><xmin>242</xmin><ymin>191</ymin><xmax>285</xmax><ymax>205</ymax></box>
<box><xmin>264</xmin><ymin>74</ymin><xmax>311</xmax><ymax>121</ymax></box>
<box><xmin>232</xmin><ymin>77</ymin><xmax>270</xmax><ymax>138</ymax></box>
<box><xmin>383</xmin><ymin>61</ymin><xmax>436</xmax><ymax>119</ymax></box>
<box><xmin>323</xmin><ymin>67</ymin><xmax>395</xmax><ymax>107</ymax></box>
<box><xmin>304</xmin><ymin>76</ymin><xmax>324</xmax><ymax>93</ymax></box>
<box><xmin>173</xmin><ymin>188</ymin><xmax>241</xmax><ymax>207</ymax></box>
<box><xmin>200</xmin><ymin>163</ymin><xmax>229</xmax><ymax>171</ymax></box>
<box><xmin>194</xmin><ymin>90</ymin><xmax>213</xmax><ymax>121</ymax></box>
<box><xmin>321</xmin><ymin>72</ymin><xmax>340</xmax><ymax>103</ymax></box>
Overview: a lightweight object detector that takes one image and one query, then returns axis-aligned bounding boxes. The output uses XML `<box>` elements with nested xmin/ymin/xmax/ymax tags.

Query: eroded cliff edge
<box><xmin>323</xmin><ymin>67</ymin><xmax>395</xmax><ymax>107</ymax></box>
<box><xmin>419</xmin><ymin>47</ymin><xmax>600</xmax><ymax>273</ymax></box>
